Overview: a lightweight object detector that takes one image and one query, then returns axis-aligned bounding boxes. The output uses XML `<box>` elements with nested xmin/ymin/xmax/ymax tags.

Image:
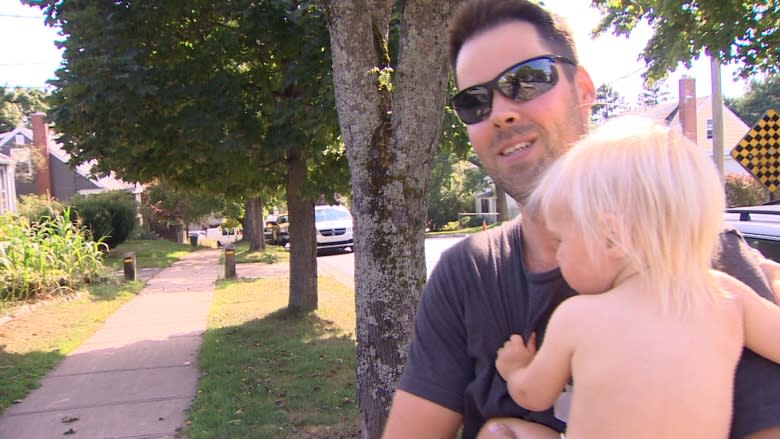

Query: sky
<box><xmin>0</xmin><ymin>1</ymin><xmax>751</xmax><ymax>105</ymax></box>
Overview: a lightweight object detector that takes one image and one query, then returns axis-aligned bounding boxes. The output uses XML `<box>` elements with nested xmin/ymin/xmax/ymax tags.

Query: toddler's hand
<box><xmin>495</xmin><ymin>333</ymin><xmax>537</xmax><ymax>381</ymax></box>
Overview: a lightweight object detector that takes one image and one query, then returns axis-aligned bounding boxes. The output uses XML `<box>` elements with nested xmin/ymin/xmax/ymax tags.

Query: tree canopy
<box><xmin>592</xmin><ymin>0</ymin><xmax>779</xmax><ymax>81</ymax></box>
<box><xmin>26</xmin><ymin>0</ymin><xmax>349</xmax><ymax>256</ymax></box>
<box><xmin>26</xmin><ymin>0</ymin><xmax>345</xmax><ymax>196</ymax></box>
<box><xmin>591</xmin><ymin>83</ymin><xmax>627</xmax><ymax>124</ymax></box>
<box><xmin>0</xmin><ymin>87</ymin><xmax>49</xmax><ymax>131</ymax></box>
<box><xmin>726</xmin><ymin>75</ymin><xmax>780</xmax><ymax>126</ymax></box>
<box><xmin>637</xmin><ymin>79</ymin><xmax>672</xmax><ymax>108</ymax></box>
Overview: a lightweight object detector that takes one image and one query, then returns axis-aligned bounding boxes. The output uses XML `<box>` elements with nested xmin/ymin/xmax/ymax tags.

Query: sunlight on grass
<box><xmin>103</xmin><ymin>239</ymin><xmax>192</xmax><ymax>269</ymax></box>
<box><xmin>185</xmin><ymin>276</ymin><xmax>359</xmax><ymax>439</ymax></box>
<box><xmin>232</xmin><ymin>241</ymin><xmax>290</xmax><ymax>264</ymax></box>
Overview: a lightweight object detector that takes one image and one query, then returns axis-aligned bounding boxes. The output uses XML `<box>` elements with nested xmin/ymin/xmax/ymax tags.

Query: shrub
<box><xmin>441</xmin><ymin>220</ymin><xmax>461</xmax><ymax>232</ymax></box>
<box><xmin>725</xmin><ymin>173</ymin><xmax>768</xmax><ymax>207</ymax></box>
<box><xmin>70</xmin><ymin>191</ymin><xmax>139</xmax><ymax>249</ymax></box>
<box><xmin>459</xmin><ymin>214</ymin><xmax>484</xmax><ymax>228</ymax></box>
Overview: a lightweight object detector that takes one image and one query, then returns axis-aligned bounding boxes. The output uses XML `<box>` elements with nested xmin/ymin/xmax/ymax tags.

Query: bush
<box><xmin>70</xmin><ymin>191</ymin><xmax>139</xmax><ymax>249</ymax></box>
<box><xmin>725</xmin><ymin>173</ymin><xmax>767</xmax><ymax>207</ymax></box>
<box><xmin>459</xmin><ymin>214</ymin><xmax>484</xmax><ymax>228</ymax></box>
<box><xmin>441</xmin><ymin>220</ymin><xmax>461</xmax><ymax>232</ymax></box>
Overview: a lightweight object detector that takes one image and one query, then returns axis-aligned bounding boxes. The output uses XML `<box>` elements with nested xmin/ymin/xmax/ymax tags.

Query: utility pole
<box><xmin>711</xmin><ymin>56</ymin><xmax>725</xmax><ymax>180</ymax></box>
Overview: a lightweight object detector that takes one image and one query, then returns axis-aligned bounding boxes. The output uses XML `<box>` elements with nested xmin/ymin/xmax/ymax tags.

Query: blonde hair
<box><xmin>533</xmin><ymin>116</ymin><xmax>725</xmax><ymax>312</ymax></box>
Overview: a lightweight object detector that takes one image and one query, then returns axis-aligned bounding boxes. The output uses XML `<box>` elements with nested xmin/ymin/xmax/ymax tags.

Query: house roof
<box><xmin>0</xmin><ymin>127</ymin><xmax>30</xmax><ymax>148</ymax></box>
<box><xmin>620</xmin><ymin>95</ymin><xmax>750</xmax><ymax>156</ymax></box>
<box><xmin>0</xmin><ymin>125</ymin><xmax>135</xmax><ymax>191</ymax></box>
<box><xmin>622</xmin><ymin>100</ymin><xmax>679</xmax><ymax>125</ymax></box>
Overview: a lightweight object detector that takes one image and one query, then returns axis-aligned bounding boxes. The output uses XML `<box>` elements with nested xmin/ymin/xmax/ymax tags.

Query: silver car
<box><xmin>315</xmin><ymin>205</ymin><xmax>354</xmax><ymax>252</ymax></box>
<box><xmin>724</xmin><ymin>203</ymin><xmax>780</xmax><ymax>262</ymax></box>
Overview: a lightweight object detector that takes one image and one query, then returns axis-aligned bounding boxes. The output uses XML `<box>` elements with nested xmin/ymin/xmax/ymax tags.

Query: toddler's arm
<box><xmin>718</xmin><ymin>271</ymin><xmax>780</xmax><ymax>364</ymax></box>
<box><xmin>498</xmin><ymin>300</ymin><xmax>578</xmax><ymax>411</ymax></box>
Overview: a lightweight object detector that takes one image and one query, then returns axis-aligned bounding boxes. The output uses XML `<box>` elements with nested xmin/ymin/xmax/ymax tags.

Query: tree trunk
<box><xmin>495</xmin><ymin>185</ymin><xmax>509</xmax><ymax>223</ymax></box>
<box><xmin>324</xmin><ymin>1</ymin><xmax>457</xmax><ymax>436</ymax></box>
<box><xmin>287</xmin><ymin>150</ymin><xmax>318</xmax><ymax>311</ymax></box>
<box><xmin>245</xmin><ymin>196</ymin><xmax>265</xmax><ymax>252</ymax></box>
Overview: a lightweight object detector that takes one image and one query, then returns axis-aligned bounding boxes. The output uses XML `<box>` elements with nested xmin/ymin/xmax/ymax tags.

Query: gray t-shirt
<box><xmin>398</xmin><ymin>219</ymin><xmax>780</xmax><ymax>438</ymax></box>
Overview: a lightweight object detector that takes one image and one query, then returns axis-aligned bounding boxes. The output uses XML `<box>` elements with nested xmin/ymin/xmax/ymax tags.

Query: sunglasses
<box><xmin>450</xmin><ymin>55</ymin><xmax>576</xmax><ymax>125</ymax></box>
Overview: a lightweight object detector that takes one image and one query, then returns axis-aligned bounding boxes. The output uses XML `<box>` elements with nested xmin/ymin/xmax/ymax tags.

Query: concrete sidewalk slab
<box><xmin>0</xmin><ymin>248</ymin><xmax>222</xmax><ymax>439</ymax></box>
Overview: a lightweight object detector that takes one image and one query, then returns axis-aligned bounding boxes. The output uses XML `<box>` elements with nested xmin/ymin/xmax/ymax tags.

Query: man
<box><xmin>383</xmin><ymin>0</ymin><xmax>780</xmax><ymax>438</ymax></box>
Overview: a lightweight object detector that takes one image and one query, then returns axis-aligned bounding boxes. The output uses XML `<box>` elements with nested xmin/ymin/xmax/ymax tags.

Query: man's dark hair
<box><xmin>448</xmin><ymin>0</ymin><xmax>578</xmax><ymax>76</ymax></box>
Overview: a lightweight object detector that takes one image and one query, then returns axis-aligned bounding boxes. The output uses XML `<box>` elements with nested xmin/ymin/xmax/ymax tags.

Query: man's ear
<box><xmin>575</xmin><ymin>66</ymin><xmax>596</xmax><ymax>108</ymax></box>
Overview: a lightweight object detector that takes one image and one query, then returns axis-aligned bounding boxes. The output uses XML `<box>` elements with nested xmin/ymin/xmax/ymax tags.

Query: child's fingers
<box><xmin>527</xmin><ymin>332</ymin><xmax>537</xmax><ymax>353</ymax></box>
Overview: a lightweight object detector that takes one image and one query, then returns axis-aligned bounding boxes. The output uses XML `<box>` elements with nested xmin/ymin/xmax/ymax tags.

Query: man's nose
<box><xmin>489</xmin><ymin>92</ymin><xmax>522</xmax><ymax>127</ymax></box>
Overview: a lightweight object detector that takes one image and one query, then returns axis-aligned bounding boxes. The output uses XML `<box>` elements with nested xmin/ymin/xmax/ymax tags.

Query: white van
<box><xmin>195</xmin><ymin>226</ymin><xmax>242</xmax><ymax>247</ymax></box>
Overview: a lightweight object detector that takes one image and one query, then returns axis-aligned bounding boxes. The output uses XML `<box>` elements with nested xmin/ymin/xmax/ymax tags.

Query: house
<box><xmin>621</xmin><ymin>77</ymin><xmax>752</xmax><ymax>177</ymax></box>
<box><xmin>474</xmin><ymin>187</ymin><xmax>519</xmax><ymax>224</ymax></box>
<box><xmin>0</xmin><ymin>152</ymin><xmax>17</xmax><ymax>213</ymax></box>
<box><xmin>0</xmin><ymin>113</ymin><xmax>140</xmax><ymax>205</ymax></box>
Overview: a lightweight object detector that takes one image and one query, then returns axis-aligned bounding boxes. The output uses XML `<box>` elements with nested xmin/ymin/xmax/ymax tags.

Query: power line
<box><xmin>0</xmin><ymin>14</ymin><xmax>46</xmax><ymax>19</ymax></box>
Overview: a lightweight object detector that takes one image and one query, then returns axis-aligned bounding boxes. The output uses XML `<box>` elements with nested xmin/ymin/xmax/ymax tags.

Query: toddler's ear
<box><xmin>601</xmin><ymin>213</ymin><xmax>626</xmax><ymax>259</ymax></box>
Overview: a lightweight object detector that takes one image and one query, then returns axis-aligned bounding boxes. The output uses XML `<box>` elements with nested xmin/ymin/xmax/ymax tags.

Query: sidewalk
<box><xmin>0</xmin><ymin>249</ymin><xmax>223</xmax><ymax>439</ymax></box>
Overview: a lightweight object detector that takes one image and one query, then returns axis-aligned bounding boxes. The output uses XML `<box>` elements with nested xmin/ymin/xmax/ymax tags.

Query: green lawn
<box><xmin>184</xmin><ymin>275</ymin><xmax>360</xmax><ymax>439</ymax></box>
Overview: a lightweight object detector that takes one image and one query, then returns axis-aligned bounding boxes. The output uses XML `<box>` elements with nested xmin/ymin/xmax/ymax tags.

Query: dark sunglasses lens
<box><xmin>451</xmin><ymin>87</ymin><xmax>492</xmax><ymax>124</ymax></box>
<box><xmin>497</xmin><ymin>59</ymin><xmax>558</xmax><ymax>103</ymax></box>
<box><xmin>452</xmin><ymin>57</ymin><xmax>563</xmax><ymax>124</ymax></box>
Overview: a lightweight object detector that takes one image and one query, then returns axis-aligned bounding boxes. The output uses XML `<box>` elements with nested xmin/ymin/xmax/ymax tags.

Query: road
<box><xmin>316</xmin><ymin>236</ymin><xmax>467</xmax><ymax>288</ymax></box>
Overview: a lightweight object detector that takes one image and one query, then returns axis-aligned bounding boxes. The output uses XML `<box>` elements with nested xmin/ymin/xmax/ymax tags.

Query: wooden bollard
<box><xmin>123</xmin><ymin>251</ymin><xmax>137</xmax><ymax>282</ymax></box>
<box><xmin>224</xmin><ymin>244</ymin><xmax>237</xmax><ymax>279</ymax></box>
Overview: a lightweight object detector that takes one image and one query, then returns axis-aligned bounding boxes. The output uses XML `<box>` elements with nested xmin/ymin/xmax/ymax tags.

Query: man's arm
<box><xmin>383</xmin><ymin>390</ymin><xmax>463</xmax><ymax>438</ymax></box>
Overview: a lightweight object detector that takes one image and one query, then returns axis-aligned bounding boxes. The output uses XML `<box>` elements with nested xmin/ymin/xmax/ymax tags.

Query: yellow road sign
<box><xmin>731</xmin><ymin>109</ymin><xmax>780</xmax><ymax>192</ymax></box>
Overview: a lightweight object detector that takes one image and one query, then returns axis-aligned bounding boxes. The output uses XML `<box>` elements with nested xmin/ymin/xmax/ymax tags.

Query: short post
<box><xmin>123</xmin><ymin>251</ymin><xmax>136</xmax><ymax>282</ymax></box>
<box><xmin>224</xmin><ymin>244</ymin><xmax>237</xmax><ymax>279</ymax></box>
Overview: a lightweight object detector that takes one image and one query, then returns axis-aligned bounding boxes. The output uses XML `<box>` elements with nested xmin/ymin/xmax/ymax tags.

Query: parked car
<box><xmin>315</xmin><ymin>205</ymin><xmax>353</xmax><ymax>252</ymax></box>
<box><xmin>264</xmin><ymin>213</ymin><xmax>289</xmax><ymax>245</ymax></box>
<box><xmin>724</xmin><ymin>203</ymin><xmax>780</xmax><ymax>262</ymax></box>
<box><xmin>190</xmin><ymin>226</ymin><xmax>242</xmax><ymax>247</ymax></box>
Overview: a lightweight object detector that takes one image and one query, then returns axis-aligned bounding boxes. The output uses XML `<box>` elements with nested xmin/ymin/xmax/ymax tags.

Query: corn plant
<box><xmin>0</xmin><ymin>208</ymin><xmax>109</xmax><ymax>304</ymax></box>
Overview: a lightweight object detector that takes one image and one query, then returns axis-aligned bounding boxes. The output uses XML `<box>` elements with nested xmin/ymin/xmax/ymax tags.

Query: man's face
<box><xmin>455</xmin><ymin>21</ymin><xmax>594</xmax><ymax>205</ymax></box>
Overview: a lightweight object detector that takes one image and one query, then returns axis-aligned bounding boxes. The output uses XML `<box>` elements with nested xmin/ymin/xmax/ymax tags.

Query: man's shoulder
<box><xmin>429</xmin><ymin>218</ymin><xmax>524</xmax><ymax>280</ymax></box>
<box><xmin>462</xmin><ymin>216</ymin><xmax>523</xmax><ymax>248</ymax></box>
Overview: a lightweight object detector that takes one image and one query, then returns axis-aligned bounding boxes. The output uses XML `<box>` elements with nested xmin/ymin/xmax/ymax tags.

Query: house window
<box><xmin>481</xmin><ymin>198</ymin><xmax>491</xmax><ymax>213</ymax></box>
<box><xmin>10</xmin><ymin>147</ymin><xmax>33</xmax><ymax>179</ymax></box>
<box><xmin>14</xmin><ymin>134</ymin><xmax>25</xmax><ymax>146</ymax></box>
<box><xmin>707</xmin><ymin>119</ymin><xmax>713</xmax><ymax>139</ymax></box>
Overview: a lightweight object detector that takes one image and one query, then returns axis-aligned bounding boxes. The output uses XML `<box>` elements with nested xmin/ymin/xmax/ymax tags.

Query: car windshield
<box><xmin>315</xmin><ymin>208</ymin><xmax>350</xmax><ymax>222</ymax></box>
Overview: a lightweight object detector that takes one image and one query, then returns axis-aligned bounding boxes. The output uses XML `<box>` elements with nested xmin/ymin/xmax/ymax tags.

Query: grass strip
<box><xmin>185</xmin><ymin>276</ymin><xmax>360</xmax><ymax>439</ymax></box>
<box><xmin>102</xmin><ymin>239</ymin><xmax>192</xmax><ymax>269</ymax></box>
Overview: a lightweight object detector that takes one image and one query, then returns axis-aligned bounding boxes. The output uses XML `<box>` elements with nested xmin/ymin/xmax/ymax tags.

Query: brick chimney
<box><xmin>30</xmin><ymin>113</ymin><xmax>53</xmax><ymax>197</ymax></box>
<box><xmin>678</xmin><ymin>77</ymin><xmax>697</xmax><ymax>144</ymax></box>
